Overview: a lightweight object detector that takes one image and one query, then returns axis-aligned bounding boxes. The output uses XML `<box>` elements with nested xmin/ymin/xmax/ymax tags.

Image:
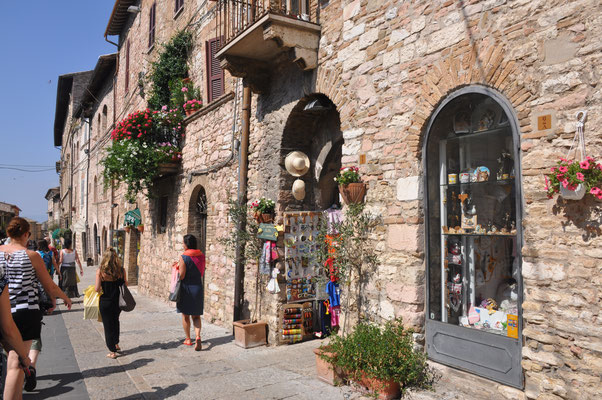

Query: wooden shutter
<box><xmin>206</xmin><ymin>38</ymin><xmax>224</xmax><ymax>103</ymax></box>
<box><xmin>125</xmin><ymin>40</ymin><xmax>130</xmax><ymax>92</ymax></box>
<box><xmin>175</xmin><ymin>0</ymin><xmax>184</xmax><ymax>14</ymax></box>
<box><xmin>149</xmin><ymin>3</ymin><xmax>156</xmax><ymax>48</ymax></box>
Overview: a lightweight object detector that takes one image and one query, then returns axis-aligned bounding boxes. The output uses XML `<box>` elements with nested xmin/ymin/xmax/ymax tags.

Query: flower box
<box><xmin>233</xmin><ymin>319</ymin><xmax>268</xmax><ymax>349</ymax></box>
<box><xmin>157</xmin><ymin>162</ymin><xmax>180</xmax><ymax>177</ymax></box>
<box><xmin>314</xmin><ymin>347</ymin><xmax>345</xmax><ymax>386</ymax></box>
<box><xmin>354</xmin><ymin>373</ymin><xmax>401</xmax><ymax>400</ymax></box>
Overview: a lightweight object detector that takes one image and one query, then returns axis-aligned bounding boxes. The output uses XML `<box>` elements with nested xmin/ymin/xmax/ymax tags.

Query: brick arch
<box><xmin>315</xmin><ymin>66</ymin><xmax>354</xmax><ymax>130</ymax></box>
<box><xmin>410</xmin><ymin>42</ymin><xmax>534</xmax><ymax>158</ymax></box>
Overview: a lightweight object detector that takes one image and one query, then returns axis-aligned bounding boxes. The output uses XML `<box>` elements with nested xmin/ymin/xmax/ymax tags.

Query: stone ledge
<box><xmin>183</xmin><ymin>92</ymin><xmax>235</xmax><ymax>125</ymax></box>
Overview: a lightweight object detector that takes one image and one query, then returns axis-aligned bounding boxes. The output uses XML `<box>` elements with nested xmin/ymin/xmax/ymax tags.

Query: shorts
<box><xmin>12</xmin><ymin>309</ymin><xmax>42</xmax><ymax>341</ymax></box>
<box><xmin>31</xmin><ymin>338</ymin><xmax>42</xmax><ymax>352</ymax></box>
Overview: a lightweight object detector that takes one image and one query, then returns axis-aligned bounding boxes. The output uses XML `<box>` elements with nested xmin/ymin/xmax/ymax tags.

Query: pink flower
<box><xmin>550</xmin><ymin>167</ymin><xmax>557</xmax><ymax>172</ymax></box>
<box><xmin>579</xmin><ymin>160</ymin><xmax>591</xmax><ymax>170</ymax></box>
<box><xmin>182</xmin><ymin>87</ymin><xmax>188</xmax><ymax>92</ymax></box>
<box><xmin>590</xmin><ymin>187</ymin><xmax>601</xmax><ymax>195</ymax></box>
<box><xmin>161</xmin><ymin>105</ymin><xmax>168</xmax><ymax>111</ymax></box>
<box><xmin>597</xmin><ymin>164</ymin><xmax>602</xmax><ymax>171</ymax></box>
<box><xmin>576</xmin><ymin>172</ymin><xmax>585</xmax><ymax>181</ymax></box>
<box><xmin>544</xmin><ymin>175</ymin><xmax>550</xmax><ymax>190</ymax></box>
<box><xmin>556</xmin><ymin>174</ymin><xmax>564</xmax><ymax>181</ymax></box>
<box><xmin>558</xmin><ymin>166</ymin><xmax>568</xmax><ymax>173</ymax></box>
<box><xmin>561</xmin><ymin>179</ymin><xmax>569</xmax><ymax>188</ymax></box>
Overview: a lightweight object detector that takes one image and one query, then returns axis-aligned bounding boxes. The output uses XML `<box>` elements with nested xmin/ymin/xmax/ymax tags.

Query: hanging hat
<box><xmin>292</xmin><ymin>179</ymin><xmax>306</xmax><ymax>200</ymax></box>
<box><xmin>285</xmin><ymin>151</ymin><xmax>310</xmax><ymax>177</ymax></box>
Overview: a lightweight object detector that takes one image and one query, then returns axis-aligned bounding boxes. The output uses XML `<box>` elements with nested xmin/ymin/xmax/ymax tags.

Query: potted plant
<box><xmin>183</xmin><ymin>99</ymin><xmax>202</xmax><ymax>116</ymax></box>
<box><xmin>233</xmin><ymin>320</ymin><xmax>269</xmax><ymax>348</ymax></box>
<box><xmin>137</xmin><ymin>224</ymin><xmax>144</xmax><ymax>233</ymax></box>
<box><xmin>335</xmin><ymin>166</ymin><xmax>366</xmax><ymax>204</ymax></box>
<box><xmin>545</xmin><ymin>156</ymin><xmax>602</xmax><ymax>200</ymax></box>
<box><xmin>124</xmin><ymin>225</ymin><xmax>131</xmax><ymax>233</ymax></box>
<box><xmin>313</xmin><ymin>345</ymin><xmax>345</xmax><ymax>386</ymax></box>
<box><xmin>250</xmin><ymin>197</ymin><xmax>276</xmax><ymax>223</ymax></box>
<box><xmin>319</xmin><ymin>318</ymin><xmax>432</xmax><ymax>399</ymax></box>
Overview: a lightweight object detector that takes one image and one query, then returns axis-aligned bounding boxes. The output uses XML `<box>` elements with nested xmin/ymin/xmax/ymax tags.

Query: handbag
<box><xmin>38</xmin><ymin>287</ymin><xmax>54</xmax><ymax>312</ymax></box>
<box><xmin>169</xmin><ymin>279</ymin><xmax>181</xmax><ymax>302</ymax></box>
<box><xmin>118</xmin><ymin>283</ymin><xmax>136</xmax><ymax>312</ymax></box>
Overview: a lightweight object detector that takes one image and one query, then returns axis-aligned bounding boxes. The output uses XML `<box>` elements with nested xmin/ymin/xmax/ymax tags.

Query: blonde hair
<box><xmin>99</xmin><ymin>248</ymin><xmax>123</xmax><ymax>280</ymax></box>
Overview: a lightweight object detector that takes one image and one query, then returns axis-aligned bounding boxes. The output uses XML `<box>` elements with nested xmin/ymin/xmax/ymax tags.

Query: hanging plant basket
<box><xmin>339</xmin><ymin>183</ymin><xmax>367</xmax><ymax>205</ymax></box>
<box><xmin>157</xmin><ymin>162</ymin><xmax>180</xmax><ymax>177</ymax></box>
<box><xmin>559</xmin><ymin>183</ymin><xmax>586</xmax><ymax>200</ymax></box>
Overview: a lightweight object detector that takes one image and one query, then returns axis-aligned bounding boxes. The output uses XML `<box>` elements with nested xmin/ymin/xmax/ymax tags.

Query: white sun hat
<box><xmin>292</xmin><ymin>179</ymin><xmax>306</xmax><ymax>200</ymax></box>
<box><xmin>285</xmin><ymin>151</ymin><xmax>310</xmax><ymax>177</ymax></box>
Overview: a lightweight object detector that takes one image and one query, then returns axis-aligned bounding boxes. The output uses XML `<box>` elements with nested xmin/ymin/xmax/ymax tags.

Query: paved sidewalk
<box><xmin>58</xmin><ymin>266</ymin><xmax>359</xmax><ymax>399</ymax></box>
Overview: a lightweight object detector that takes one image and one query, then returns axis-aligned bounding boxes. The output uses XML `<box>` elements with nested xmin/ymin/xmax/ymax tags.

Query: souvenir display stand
<box><xmin>279</xmin><ymin>302</ymin><xmax>314</xmax><ymax>343</ymax></box>
<box><xmin>437</xmin><ymin>101</ymin><xmax>519</xmax><ymax>338</ymax></box>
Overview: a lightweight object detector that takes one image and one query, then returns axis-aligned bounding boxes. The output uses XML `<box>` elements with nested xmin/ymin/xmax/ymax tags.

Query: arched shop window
<box><xmin>423</xmin><ymin>86</ymin><xmax>523</xmax><ymax>388</ymax></box>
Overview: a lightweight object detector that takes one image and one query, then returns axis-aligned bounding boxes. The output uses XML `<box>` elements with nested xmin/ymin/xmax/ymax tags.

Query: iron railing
<box><xmin>215</xmin><ymin>0</ymin><xmax>314</xmax><ymax>50</ymax></box>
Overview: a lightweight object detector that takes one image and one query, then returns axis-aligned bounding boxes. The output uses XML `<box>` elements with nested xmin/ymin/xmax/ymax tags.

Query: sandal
<box><xmin>194</xmin><ymin>338</ymin><xmax>202</xmax><ymax>351</ymax></box>
<box><xmin>107</xmin><ymin>352</ymin><xmax>118</xmax><ymax>359</ymax></box>
<box><xmin>115</xmin><ymin>345</ymin><xmax>122</xmax><ymax>353</ymax></box>
<box><xmin>183</xmin><ymin>339</ymin><xmax>194</xmax><ymax>346</ymax></box>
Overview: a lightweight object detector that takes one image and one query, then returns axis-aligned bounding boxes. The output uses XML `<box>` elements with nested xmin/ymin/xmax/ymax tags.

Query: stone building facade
<box><xmin>54</xmin><ymin>0</ymin><xmax>601</xmax><ymax>398</ymax></box>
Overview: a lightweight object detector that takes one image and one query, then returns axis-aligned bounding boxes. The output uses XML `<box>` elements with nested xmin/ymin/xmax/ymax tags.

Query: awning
<box><xmin>124</xmin><ymin>208</ymin><xmax>142</xmax><ymax>227</ymax></box>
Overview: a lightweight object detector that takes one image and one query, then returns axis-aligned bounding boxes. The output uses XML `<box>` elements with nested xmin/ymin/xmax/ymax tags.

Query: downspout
<box><xmin>85</xmin><ymin>119</ymin><xmax>91</xmax><ymax>262</ymax></box>
<box><xmin>233</xmin><ymin>83</ymin><xmax>251</xmax><ymax>322</ymax></box>
<box><xmin>105</xmin><ymin>34</ymin><xmax>119</xmax><ymax>243</ymax></box>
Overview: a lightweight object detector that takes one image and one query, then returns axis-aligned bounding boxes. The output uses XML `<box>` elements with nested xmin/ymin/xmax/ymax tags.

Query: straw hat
<box><xmin>292</xmin><ymin>179</ymin><xmax>306</xmax><ymax>200</ymax></box>
<box><xmin>285</xmin><ymin>151</ymin><xmax>310</xmax><ymax>177</ymax></box>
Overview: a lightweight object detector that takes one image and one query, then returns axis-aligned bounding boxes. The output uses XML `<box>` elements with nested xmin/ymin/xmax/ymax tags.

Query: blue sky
<box><xmin>0</xmin><ymin>1</ymin><xmax>115</xmax><ymax>222</ymax></box>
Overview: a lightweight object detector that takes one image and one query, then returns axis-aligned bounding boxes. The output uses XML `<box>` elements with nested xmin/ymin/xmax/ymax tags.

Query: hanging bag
<box><xmin>119</xmin><ymin>283</ymin><xmax>136</xmax><ymax>312</ymax></box>
<box><xmin>169</xmin><ymin>261</ymin><xmax>181</xmax><ymax>302</ymax></box>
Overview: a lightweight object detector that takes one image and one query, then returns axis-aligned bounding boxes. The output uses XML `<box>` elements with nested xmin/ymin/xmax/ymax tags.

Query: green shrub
<box><xmin>321</xmin><ymin>318</ymin><xmax>432</xmax><ymax>393</ymax></box>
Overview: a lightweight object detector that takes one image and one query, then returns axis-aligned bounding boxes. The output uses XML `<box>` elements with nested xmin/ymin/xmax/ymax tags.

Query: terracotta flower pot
<box><xmin>184</xmin><ymin>108</ymin><xmax>196</xmax><ymax>117</ymax></box>
<box><xmin>314</xmin><ymin>347</ymin><xmax>345</xmax><ymax>386</ymax></box>
<box><xmin>233</xmin><ymin>319</ymin><xmax>268</xmax><ymax>349</ymax></box>
<box><xmin>355</xmin><ymin>373</ymin><xmax>401</xmax><ymax>400</ymax></box>
<box><xmin>124</xmin><ymin>226</ymin><xmax>131</xmax><ymax>233</ymax></box>
<box><xmin>137</xmin><ymin>225</ymin><xmax>144</xmax><ymax>233</ymax></box>
<box><xmin>339</xmin><ymin>182</ymin><xmax>367</xmax><ymax>204</ymax></box>
<box><xmin>260</xmin><ymin>213</ymin><xmax>274</xmax><ymax>223</ymax></box>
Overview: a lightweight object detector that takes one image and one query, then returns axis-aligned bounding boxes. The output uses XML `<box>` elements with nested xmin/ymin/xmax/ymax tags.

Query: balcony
<box><xmin>215</xmin><ymin>0</ymin><xmax>320</xmax><ymax>93</ymax></box>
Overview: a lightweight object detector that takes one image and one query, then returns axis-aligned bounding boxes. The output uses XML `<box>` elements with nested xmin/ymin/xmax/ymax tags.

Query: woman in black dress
<box><xmin>95</xmin><ymin>248</ymin><xmax>127</xmax><ymax>359</ymax></box>
<box><xmin>177</xmin><ymin>234</ymin><xmax>205</xmax><ymax>351</ymax></box>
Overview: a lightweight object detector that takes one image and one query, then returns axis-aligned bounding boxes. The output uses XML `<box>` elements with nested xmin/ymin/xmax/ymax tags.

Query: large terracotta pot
<box><xmin>233</xmin><ymin>320</ymin><xmax>268</xmax><ymax>349</ymax></box>
<box><xmin>185</xmin><ymin>107</ymin><xmax>197</xmax><ymax>117</ymax></box>
<box><xmin>339</xmin><ymin>182</ymin><xmax>367</xmax><ymax>204</ymax></box>
<box><xmin>260</xmin><ymin>213</ymin><xmax>274</xmax><ymax>223</ymax></box>
<box><xmin>313</xmin><ymin>347</ymin><xmax>345</xmax><ymax>386</ymax></box>
<box><xmin>355</xmin><ymin>373</ymin><xmax>401</xmax><ymax>400</ymax></box>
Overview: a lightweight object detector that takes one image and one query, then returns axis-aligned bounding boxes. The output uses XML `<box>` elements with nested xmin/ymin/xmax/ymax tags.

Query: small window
<box><xmin>102</xmin><ymin>105</ymin><xmax>108</xmax><ymax>132</ymax></box>
<box><xmin>125</xmin><ymin>39</ymin><xmax>130</xmax><ymax>93</ymax></box>
<box><xmin>97</xmin><ymin>114</ymin><xmax>101</xmax><ymax>136</ymax></box>
<box><xmin>206</xmin><ymin>38</ymin><xmax>224</xmax><ymax>103</ymax></box>
<box><xmin>158</xmin><ymin>196</ymin><xmax>168</xmax><ymax>233</ymax></box>
<box><xmin>175</xmin><ymin>0</ymin><xmax>184</xmax><ymax>15</ymax></box>
<box><xmin>149</xmin><ymin>3</ymin><xmax>156</xmax><ymax>48</ymax></box>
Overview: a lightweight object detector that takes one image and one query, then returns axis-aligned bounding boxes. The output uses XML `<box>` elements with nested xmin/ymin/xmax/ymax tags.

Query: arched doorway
<box><xmin>187</xmin><ymin>185</ymin><xmax>208</xmax><ymax>253</ymax></box>
<box><xmin>423</xmin><ymin>86</ymin><xmax>523</xmax><ymax>387</ymax></box>
<box><xmin>280</xmin><ymin>94</ymin><xmax>342</xmax><ymax>211</ymax></box>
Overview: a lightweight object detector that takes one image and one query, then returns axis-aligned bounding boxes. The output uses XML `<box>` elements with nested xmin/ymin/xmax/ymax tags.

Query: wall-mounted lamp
<box><xmin>127</xmin><ymin>5</ymin><xmax>141</xmax><ymax>13</ymax></box>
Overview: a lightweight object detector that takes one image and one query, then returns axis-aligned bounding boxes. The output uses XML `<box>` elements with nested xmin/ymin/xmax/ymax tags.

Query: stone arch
<box><xmin>186</xmin><ymin>176</ymin><xmax>209</xmax><ymax>254</ymax></box>
<box><xmin>411</xmin><ymin>42</ymin><xmax>534</xmax><ymax>158</ymax></box>
<box><xmin>315</xmin><ymin>66</ymin><xmax>354</xmax><ymax>130</ymax></box>
<box><xmin>279</xmin><ymin>93</ymin><xmax>342</xmax><ymax>211</ymax></box>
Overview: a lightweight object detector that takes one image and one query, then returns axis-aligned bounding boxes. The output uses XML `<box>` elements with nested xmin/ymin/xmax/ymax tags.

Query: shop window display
<box><xmin>426</xmin><ymin>93</ymin><xmax>521</xmax><ymax>339</ymax></box>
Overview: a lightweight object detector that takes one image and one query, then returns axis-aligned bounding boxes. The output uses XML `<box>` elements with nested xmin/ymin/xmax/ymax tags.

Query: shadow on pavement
<box><xmin>23</xmin><ymin>371</ymin><xmax>83</xmax><ymax>399</ymax></box>
<box><xmin>115</xmin><ymin>383</ymin><xmax>188</xmax><ymax>399</ymax></box>
<box><xmin>124</xmin><ymin>340</ymin><xmax>182</xmax><ymax>355</ymax></box>
<box><xmin>203</xmin><ymin>334</ymin><xmax>234</xmax><ymax>351</ymax></box>
<box><xmin>81</xmin><ymin>358</ymin><xmax>154</xmax><ymax>378</ymax></box>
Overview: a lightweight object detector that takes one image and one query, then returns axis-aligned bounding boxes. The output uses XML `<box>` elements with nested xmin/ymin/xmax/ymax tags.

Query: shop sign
<box><xmin>258</xmin><ymin>223</ymin><xmax>279</xmax><ymax>241</ymax></box>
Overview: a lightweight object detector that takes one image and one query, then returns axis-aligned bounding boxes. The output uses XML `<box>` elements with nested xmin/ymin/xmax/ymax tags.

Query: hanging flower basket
<box><xmin>339</xmin><ymin>183</ymin><xmax>367</xmax><ymax>205</ymax></box>
<box><xmin>157</xmin><ymin>162</ymin><xmax>181</xmax><ymax>177</ymax></box>
<box><xmin>559</xmin><ymin>183</ymin><xmax>586</xmax><ymax>200</ymax></box>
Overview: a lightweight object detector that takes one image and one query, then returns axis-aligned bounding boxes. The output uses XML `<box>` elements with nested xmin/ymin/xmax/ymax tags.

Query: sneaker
<box><xmin>24</xmin><ymin>366</ymin><xmax>36</xmax><ymax>392</ymax></box>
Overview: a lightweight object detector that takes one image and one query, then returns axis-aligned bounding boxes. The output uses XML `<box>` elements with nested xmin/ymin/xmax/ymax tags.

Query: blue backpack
<box><xmin>38</xmin><ymin>251</ymin><xmax>55</xmax><ymax>276</ymax></box>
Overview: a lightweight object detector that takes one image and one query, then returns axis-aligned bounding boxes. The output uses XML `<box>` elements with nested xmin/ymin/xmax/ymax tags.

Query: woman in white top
<box><xmin>58</xmin><ymin>238</ymin><xmax>83</xmax><ymax>298</ymax></box>
<box><xmin>1</xmin><ymin>217</ymin><xmax>71</xmax><ymax>400</ymax></box>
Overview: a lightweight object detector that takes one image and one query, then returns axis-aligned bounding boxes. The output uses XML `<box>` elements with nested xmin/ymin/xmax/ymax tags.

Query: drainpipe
<box><xmin>233</xmin><ymin>83</ymin><xmax>251</xmax><ymax>322</ymax></box>
<box><xmin>105</xmin><ymin>34</ymin><xmax>119</xmax><ymax>243</ymax></box>
<box><xmin>85</xmin><ymin>119</ymin><xmax>91</xmax><ymax>261</ymax></box>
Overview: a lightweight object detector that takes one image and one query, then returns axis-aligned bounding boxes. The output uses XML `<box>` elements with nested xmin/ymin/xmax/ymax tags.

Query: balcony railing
<box><xmin>215</xmin><ymin>0</ymin><xmax>314</xmax><ymax>49</ymax></box>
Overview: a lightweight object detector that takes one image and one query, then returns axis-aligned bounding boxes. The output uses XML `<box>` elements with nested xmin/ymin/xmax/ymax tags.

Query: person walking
<box><xmin>95</xmin><ymin>248</ymin><xmax>126</xmax><ymax>359</ymax></box>
<box><xmin>1</xmin><ymin>217</ymin><xmax>72</xmax><ymax>399</ymax></box>
<box><xmin>177</xmin><ymin>234</ymin><xmax>205</xmax><ymax>351</ymax></box>
<box><xmin>58</xmin><ymin>238</ymin><xmax>83</xmax><ymax>298</ymax></box>
<box><xmin>46</xmin><ymin>237</ymin><xmax>59</xmax><ymax>271</ymax></box>
<box><xmin>37</xmin><ymin>240</ymin><xmax>58</xmax><ymax>282</ymax></box>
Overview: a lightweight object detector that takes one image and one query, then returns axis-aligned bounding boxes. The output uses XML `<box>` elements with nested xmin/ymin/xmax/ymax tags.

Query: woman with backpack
<box><xmin>37</xmin><ymin>240</ymin><xmax>58</xmax><ymax>282</ymax></box>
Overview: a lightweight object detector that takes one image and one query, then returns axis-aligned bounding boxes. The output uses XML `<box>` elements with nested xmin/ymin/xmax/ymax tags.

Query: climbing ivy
<box><xmin>147</xmin><ymin>31</ymin><xmax>193</xmax><ymax>110</ymax></box>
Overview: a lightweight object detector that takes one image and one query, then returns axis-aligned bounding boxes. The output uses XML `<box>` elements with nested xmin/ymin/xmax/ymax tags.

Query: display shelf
<box><xmin>441</xmin><ymin>178</ymin><xmax>515</xmax><ymax>188</ymax></box>
<box><xmin>279</xmin><ymin>302</ymin><xmax>314</xmax><ymax>344</ymax></box>
<box><xmin>446</xmin><ymin>126</ymin><xmax>510</xmax><ymax>141</ymax></box>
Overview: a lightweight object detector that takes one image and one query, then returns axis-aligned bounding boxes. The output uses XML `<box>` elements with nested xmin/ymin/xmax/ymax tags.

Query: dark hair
<box><xmin>63</xmin><ymin>238</ymin><xmax>72</xmax><ymax>249</ymax></box>
<box><xmin>183</xmin><ymin>234</ymin><xmax>197</xmax><ymax>250</ymax></box>
<box><xmin>7</xmin><ymin>217</ymin><xmax>30</xmax><ymax>239</ymax></box>
<box><xmin>0</xmin><ymin>230</ymin><xmax>6</xmax><ymax>239</ymax></box>
<box><xmin>37</xmin><ymin>239</ymin><xmax>50</xmax><ymax>252</ymax></box>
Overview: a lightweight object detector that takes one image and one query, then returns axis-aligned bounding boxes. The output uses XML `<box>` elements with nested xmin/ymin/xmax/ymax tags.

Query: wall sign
<box><xmin>257</xmin><ymin>223</ymin><xmax>280</xmax><ymax>241</ymax></box>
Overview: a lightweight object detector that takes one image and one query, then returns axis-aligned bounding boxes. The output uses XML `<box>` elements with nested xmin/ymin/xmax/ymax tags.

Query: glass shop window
<box><xmin>426</xmin><ymin>93</ymin><xmax>520</xmax><ymax>338</ymax></box>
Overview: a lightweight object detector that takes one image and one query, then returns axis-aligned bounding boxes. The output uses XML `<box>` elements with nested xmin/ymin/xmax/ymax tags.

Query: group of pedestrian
<box><xmin>0</xmin><ymin>217</ymin><xmax>72</xmax><ymax>400</ymax></box>
<box><xmin>0</xmin><ymin>216</ymin><xmax>206</xmax><ymax>397</ymax></box>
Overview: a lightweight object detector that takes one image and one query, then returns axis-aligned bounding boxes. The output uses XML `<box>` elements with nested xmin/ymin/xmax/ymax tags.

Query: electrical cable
<box><xmin>0</xmin><ymin>167</ymin><xmax>56</xmax><ymax>172</ymax></box>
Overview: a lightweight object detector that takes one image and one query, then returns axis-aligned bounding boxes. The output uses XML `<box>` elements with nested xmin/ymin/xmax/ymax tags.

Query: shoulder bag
<box><xmin>118</xmin><ymin>282</ymin><xmax>136</xmax><ymax>312</ymax></box>
<box><xmin>168</xmin><ymin>261</ymin><xmax>181</xmax><ymax>302</ymax></box>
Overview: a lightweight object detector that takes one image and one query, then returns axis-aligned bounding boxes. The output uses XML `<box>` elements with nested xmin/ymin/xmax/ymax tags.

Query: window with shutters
<box><xmin>206</xmin><ymin>38</ymin><xmax>224</xmax><ymax>103</ymax></box>
<box><xmin>175</xmin><ymin>0</ymin><xmax>184</xmax><ymax>15</ymax></box>
<box><xmin>149</xmin><ymin>3</ymin><xmax>156</xmax><ymax>49</ymax></box>
<box><xmin>125</xmin><ymin>39</ymin><xmax>130</xmax><ymax>93</ymax></box>
<box><xmin>158</xmin><ymin>196</ymin><xmax>168</xmax><ymax>234</ymax></box>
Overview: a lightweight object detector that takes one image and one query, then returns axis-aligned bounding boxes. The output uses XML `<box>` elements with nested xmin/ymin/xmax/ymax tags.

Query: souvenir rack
<box><xmin>279</xmin><ymin>302</ymin><xmax>314</xmax><ymax>344</ymax></box>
